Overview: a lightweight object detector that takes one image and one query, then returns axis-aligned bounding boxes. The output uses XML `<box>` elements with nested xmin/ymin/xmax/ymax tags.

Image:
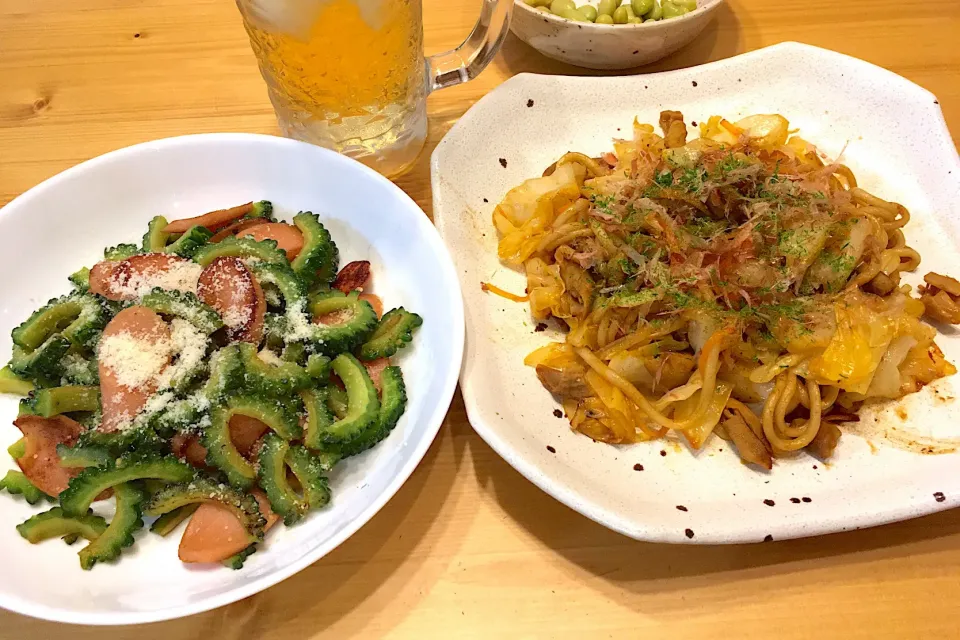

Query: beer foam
<box><xmin>244</xmin><ymin>0</ymin><xmax>328</xmax><ymax>38</ymax></box>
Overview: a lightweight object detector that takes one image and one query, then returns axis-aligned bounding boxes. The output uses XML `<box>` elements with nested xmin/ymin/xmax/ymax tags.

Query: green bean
<box><xmin>661</xmin><ymin>1</ymin><xmax>686</xmax><ymax>18</ymax></box>
<box><xmin>644</xmin><ymin>0</ymin><xmax>662</xmax><ymax>19</ymax></box>
<box><xmin>631</xmin><ymin>0</ymin><xmax>653</xmax><ymax>16</ymax></box>
<box><xmin>676</xmin><ymin>0</ymin><xmax>697</xmax><ymax>9</ymax></box>
<box><xmin>550</xmin><ymin>0</ymin><xmax>576</xmax><ymax>14</ymax></box>
<box><xmin>595</xmin><ymin>13</ymin><xmax>615</xmax><ymax>23</ymax></box>
<box><xmin>579</xmin><ymin>5</ymin><xmax>598</xmax><ymax>21</ymax></box>
<box><xmin>612</xmin><ymin>5</ymin><xmax>630</xmax><ymax>22</ymax></box>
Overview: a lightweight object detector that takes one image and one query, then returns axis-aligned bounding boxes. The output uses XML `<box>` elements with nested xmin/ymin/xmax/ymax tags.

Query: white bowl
<box><xmin>511</xmin><ymin>0</ymin><xmax>723</xmax><ymax>69</ymax></box>
<box><xmin>0</xmin><ymin>134</ymin><xmax>464</xmax><ymax>624</ymax></box>
<box><xmin>432</xmin><ymin>42</ymin><xmax>960</xmax><ymax>544</ymax></box>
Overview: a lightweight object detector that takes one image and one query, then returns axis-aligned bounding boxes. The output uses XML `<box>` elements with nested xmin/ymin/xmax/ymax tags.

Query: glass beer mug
<box><xmin>236</xmin><ymin>0</ymin><xmax>514</xmax><ymax>178</ymax></box>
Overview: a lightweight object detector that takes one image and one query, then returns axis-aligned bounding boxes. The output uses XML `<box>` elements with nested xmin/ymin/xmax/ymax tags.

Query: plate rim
<box><xmin>0</xmin><ymin>132</ymin><xmax>465</xmax><ymax>625</ymax></box>
<box><xmin>431</xmin><ymin>42</ymin><xmax>959</xmax><ymax>545</ymax></box>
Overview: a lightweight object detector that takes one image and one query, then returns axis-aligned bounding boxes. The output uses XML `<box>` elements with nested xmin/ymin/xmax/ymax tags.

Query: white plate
<box><xmin>432</xmin><ymin>42</ymin><xmax>960</xmax><ymax>544</ymax></box>
<box><xmin>0</xmin><ymin>134</ymin><xmax>464</xmax><ymax>624</ymax></box>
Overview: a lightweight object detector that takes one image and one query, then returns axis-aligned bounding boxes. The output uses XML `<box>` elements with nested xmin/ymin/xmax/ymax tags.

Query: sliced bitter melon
<box><xmin>146</xmin><ymin>395</ymin><xmax>208</xmax><ymax>438</ymax></box>
<box><xmin>325</xmin><ymin>385</ymin><xmax>349</xmax><ymax>420</ymax></box>
<box><xmin>59</xmin><ymin>455</ymin><xmax>194</xmax><ymax>517</ymax></box>
<box><xmin>56</xmin><ymin>443</ymin><xmax>113</xmax><ymax>469</ymax></box>
<box><xmin>149</xmin><ymin>503</ymin><xmax>199</xmax><ymax>536</ymax></box>
<box><xmin>203</xmin><ymin>394</ymin><xmax>302</xmax><ymax>489</ymax></box>
<box><xmin>306</xmin><ymin>291</ymin><xmax>378</xmax><ymax>355</ymax></box>
<box><xmin>143</xmin><ymin>215</ymin><xmax>172</xmax><ymax>252</ymax></box>
<box><xmin>7</xmin><ymin>438</ymin><xmax>27</xmax><ymax>460</ymax></box>
<box><xmin>76</xmin><ymin>423</ymin><xmax>167</xmax><ymax>458</ymax></box>
<box><xmin>301</xmin><ymin>388</ymin><xmax>335</xmax><ymax>451</ymax></box>
<box><xmin>238</xmin><ymin>343</ymin><xmax>312</xmax><ymax>397</ymax></box>
<box><xmin>17</xmin><ymin>507</ymin><xmax>107</xmax><ymax>544</ymax></box>
<box><xmin>69</xmin><ymin>267</ymin><xmax>91</xmax><ymax>292</ymax></box>
<box><xmin>0</xmin><ymin>366</ymin><xmax>34</xmax><ymax>396</ymax></box>
<box><xmin>284</xmin><ymin>445</ymin><xmax>331</xmax><ymax>511</ymax></box>
<box><xmin>222</xmin><ymin>544</ymin><xmax>257</xmax><ymax>570</ymax></box>
<box><xmin>290</xmin><ymin>212</ymin><xmax>339</xmax><ymax>288</ymax></box>
<box><xmin>57</xmin><ymin>353</ymin><xmax>99</xmax><ymax>387</ymax></box>
<box><xmin>203</xmin><ymin>345</ymin><xmax>244</xmax><ymax>402</ymax></box>
<box><xmin>12</xmin><ymin>294</ymin><xmax>108</xmax><ymax>352</ymax></box>
<box><xmin>19</xmin><ymin>386</ymin><xmax>100</xmax><ymax>418</ymax></box>
<box><xmin>358</xmin><ymin>308</ymin><xmax>423</xmax><ymax>361</ymax></box>
<box><xmin>281</xmin><ymin>342</ymin><xmax>307</xmax><ymax>365</ymax></box>
<box><xmin>146</xmin><ymin>478</ymin><xmax>266</xmax><ymax>542</ymax></box>
<box><xmin>163</xmin><ymin>225</ymin><xmax>213</xmax><ymax>259</ymax></box>
<box><xmin>0</xmin><ymin>470</ymin><xmax>53</xmax><ymax>505</ymax></box>
<box><xmin>193</xmin><ymin>236</ymin><xmax>287</xmax><ymax>267</ymax></box>
<box><xmin>312</xmin><ymin>354</ymin><xmax>380</xmax><ymax>450</ymax></box>
<box><xmin>305</xmin><ymin>354</ymin><xmax>331</xmax><ymax>380</ymax></box>
<box><xmin>103</xmin><ymin>243</ymin><xmax>140</xmax><ymax>261</ymax></box>
<box><xmin>248</xmin><ymin>200</ymin><xmax>274</xmax><ymax>221</ymax></box>
<box><xmin>340</xmin><ymin>365</ymin><xmax>407</xmax><ymax>457</ymax></box>
<box><xmin>141</xmin><ymin>288</ymin><xmax>223</xmax><ymax>334</ymax></box>
<box><xmin>256</xmin><ymin>434</ymin><xmax>305</xmax><ymax>525</ymax></box>
<box><xmin>78</xmin><ymin>482</ymin><xmax>145</xmax><ymax>570</ymax></box>
<box><xmin>9</xmin><ymin>336</ymin><xmax>72</xmax><ymax>381</ymax></box>
<box><xmin>251</xmin><ymin>262</ymin><xmax>307</xmax><ymax>311</ymax></box>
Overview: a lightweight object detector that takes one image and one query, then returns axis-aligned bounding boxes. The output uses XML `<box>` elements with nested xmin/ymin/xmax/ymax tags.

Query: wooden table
<box><xmin>1</xmin><ymin>0</ymin><xmax>959</xmax><ymax>637</ymax></box>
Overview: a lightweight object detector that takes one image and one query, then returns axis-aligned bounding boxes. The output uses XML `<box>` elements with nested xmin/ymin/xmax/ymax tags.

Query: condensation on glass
<box><xmin>237</xmin><ymin>0</ymin><xmax>513</xmax><ymax>178</ymax></box>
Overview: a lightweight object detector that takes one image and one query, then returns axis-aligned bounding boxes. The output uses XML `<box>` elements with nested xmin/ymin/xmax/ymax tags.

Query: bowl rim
<box><xmin>514</xmin><ymin>0</ymin><xmax>724</xmax><ymax>29</ymax></box>
<box><xmin>0</xmin><ymin>132</ymin><xmax>466</xmax><ymax>626</ymax></box>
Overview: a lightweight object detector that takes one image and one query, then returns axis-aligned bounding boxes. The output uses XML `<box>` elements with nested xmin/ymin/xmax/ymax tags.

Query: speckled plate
<box><xmin>431</xmin><ymin>42</ymin><xmax>960</xmax><ymax>543</ymax></box>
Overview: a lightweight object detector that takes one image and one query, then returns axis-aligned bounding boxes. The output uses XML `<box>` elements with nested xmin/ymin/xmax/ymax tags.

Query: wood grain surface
<box><xmin>1</xmin><ymin>0</ymin><xmax>959</xmax><ymax>637</ymax></box>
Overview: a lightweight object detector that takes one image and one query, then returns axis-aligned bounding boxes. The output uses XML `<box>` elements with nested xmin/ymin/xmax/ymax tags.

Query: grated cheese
<box><xmin>156</xmin><ymin>318</ymin><xmax>209</xmax><ymax>390</ymax></box>
<box><xmin>110</xmin><ymin>260</ymin><xmax>203</xmax><ymax>299</ymax></box>
<box><xmin>282</xmin><ymin>300</ymin><xmax>318</xmax><ymax>342</ymax></box>
<box><xmin>98</xmin><ymin>330</ymin><xmax>173</xmax><ymax>389</ymax></box>
<box><xmin>257</xmin><ymin>348</ymin><xmax>284</xmax><ymax>366</ymax></box>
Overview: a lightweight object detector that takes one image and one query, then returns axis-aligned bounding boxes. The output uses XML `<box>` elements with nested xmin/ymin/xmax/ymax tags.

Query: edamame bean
<box><xmin>550</xmin><ymin>0</ymin><xmax>576</xmax><ymax>14</ymax></box>
<box><xmin>630</xmin><ymin>16</ymin><xmax>645</xmax><ymax>22</ymax></box>
<box><xmin>579</xmin><ymin>5</ymin><xmax>598</xmax><ymax>21</ymax></box>
<box><xmin>661</xmin><ymin>1</ymin><xmax>686</xmax><ymax>18</ymax></box>
<box><xmin>535</xmin><ymin>6</ymin><xmax>552</xmax><ymax>12</ymax></box>
<box><xmin>612</xmin><ymin>5</ymin><xmax>630</xmax><ymax>22</ymax></box>
<box><xmin>630</xmin><ymin>0</ymin><xmax>653</xmax><ymax>17</ymax></box>
<box><xmin>644</xmin><ymin>0</ymin><xmax>662</xmax><ymax>19</ymax></box>
<box><xmin>597</xmin><ymin>0</ymin><xmax>617</xmax><ymax>16</ymax></box>
<box><xmin>676</xmin><ymin>0</ymin><xmax>697</xmax><ymax>9</ymax></box>
<box><xmin>595</xmin><ymin>13</ymin><xmax>614</xmax><ymax>23</ymax></box>
<box><xmin>558</xmin><ymin>6</ymin><xmax>590</xmax><ymax>21</ymax></box>
<box><xmin>624</xmin><ymin>4</ymin><xmax>636</xmax><ymax>18</ymax></box>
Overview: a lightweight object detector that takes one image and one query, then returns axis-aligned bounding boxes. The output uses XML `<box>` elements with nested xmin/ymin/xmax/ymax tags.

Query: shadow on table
<box><xmin>0</xmin><ymin>394</ymin><xmax>471</xmax><ymax>640</ymax></box>
<box><xmin>471</xmin><ymin>433</ymin><xmax>960</xmax><ymax>611</ymax></box>
<box><xmin>494</xmin><ymin>1</ymin><xmax>743</xmax><ymax>79</ymax></box>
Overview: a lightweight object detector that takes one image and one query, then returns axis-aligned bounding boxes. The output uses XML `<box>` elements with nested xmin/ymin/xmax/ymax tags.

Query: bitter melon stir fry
<box><xmin>492</xmin><ymin>111</ymin><xmax>960</xmax><ymax>470</ymax></box>
<box><xmin>0</xmin><ymin>201</ymin><xmax>422</xmax><ymax>570</ymax></box>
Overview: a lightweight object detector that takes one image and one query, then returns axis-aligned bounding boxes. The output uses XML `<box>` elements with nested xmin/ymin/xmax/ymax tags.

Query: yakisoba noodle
<box><xmin>490</xmin><ymin>111</ymin><xmax>960</xmax><ymax>469</ymax></box>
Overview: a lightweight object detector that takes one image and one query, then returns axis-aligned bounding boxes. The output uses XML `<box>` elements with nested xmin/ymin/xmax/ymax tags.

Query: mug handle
<box><xmin>427</xmin><ymin>0</ymin><xmax>514</xmax><ymax>91</ymax></box>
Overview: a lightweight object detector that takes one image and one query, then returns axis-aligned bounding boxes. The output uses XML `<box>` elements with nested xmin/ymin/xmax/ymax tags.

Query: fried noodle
<box><xmin>492</xmin><ymin>111</ymin><xmax>960</xmax><ymax>469</ymax></box>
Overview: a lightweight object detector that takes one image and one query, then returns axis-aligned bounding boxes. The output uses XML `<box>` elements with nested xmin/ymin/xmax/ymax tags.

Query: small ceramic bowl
<box><xmin>510</xmin><ymin>0</ymin><xmax>723</xmax><ymax>70</ymax></box>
